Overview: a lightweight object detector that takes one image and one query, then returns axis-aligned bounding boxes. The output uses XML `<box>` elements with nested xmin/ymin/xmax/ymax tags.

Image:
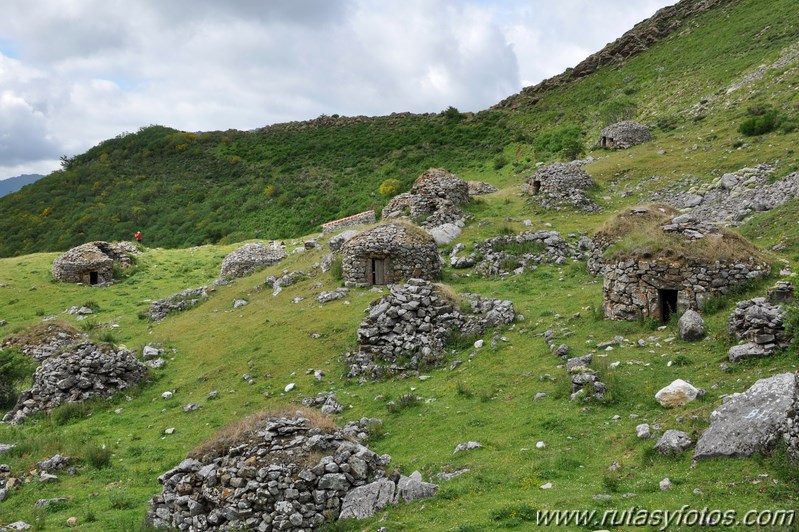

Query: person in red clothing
<box><xmin>134</xmin><ymin>231</ymin><xmax>142</xmax><ymax>244</ymax></box>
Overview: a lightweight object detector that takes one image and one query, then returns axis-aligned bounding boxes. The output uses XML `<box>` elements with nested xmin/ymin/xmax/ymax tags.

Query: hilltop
<box><xmin>1</xmin><ymin>0</ymin><xmax>799</xmax><ymax>529</ymax></box>
<box><xmin>0</xmin><ymin>174</ymin><xmax>43</xmax><ymax>199</ymax></box>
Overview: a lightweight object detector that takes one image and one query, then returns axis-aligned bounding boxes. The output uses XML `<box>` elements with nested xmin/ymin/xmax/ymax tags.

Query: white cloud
<box><xmin>0</xmin><ymin>0</ymin><xmax>675</xmax><ymax>180</ymax></box>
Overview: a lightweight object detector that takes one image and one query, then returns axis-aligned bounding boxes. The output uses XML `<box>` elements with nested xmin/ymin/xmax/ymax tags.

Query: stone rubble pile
<box><xmin>316</xmin><ymin>288</ymin><xmax>348</xmax><ymax>303</ymax></box>
<box><xmin>3</xmin><ymin>342</ymin><xmax>147</xmax><ymax>424</ymax></box>
<box><xmin>382</xmin><ymin>168</ymin><xmax>470</xmax><ymax>228</ymax></box>
<box><xmin>147</xmin><ymin>415</ymin><xmax>436</xmax><ymax>530</ymax></box>
<box><xmin>524</xmin><ymin>162</ymin><xmax>598</xmax><ymax>212</ymax></box>
<box><xmin>727</xmin><ymin>296</ymin><xmax>791</xmax><ymax>362</ymax></box>
<box><xmin>219</xmin><ymin>243</ymin><xmax>287</xmax><ymax>281</ymax></box>
<box><xmin>565</xmin><ymin>354</ymin><xmax>607</xmax><ymax>402</ymax></box>
<box><xmin>1</xmin><ymin>323</ymin><xmax>86</xmax><ymax>362</ymax></box>
<box><xmin>473</xmin><ymin>231</ymin><xmax>583</xmax><ymax>276</ymax></box>
<box><xmin>467</xmin><ymin>181</ymin><xmax>498</xmax><ymax>196</ymax></box>
<box><xmin>347</xmin><ymin>279</ymin><xmax>515</xmax><ymax>379</ymax></box>
<box><xmin>265</xmin><ymin>271</ymin><xmax>307</xmax><ymax>296</ymax></box>
<box><xmin>150</xmin><ymin>287</ymin><xmax>209</xmax><ymax>321</ymax></box>
<box><xmin>301</xmin><ymin>393</ymin><xmax>344</xmax><ymax>415</ymax></box>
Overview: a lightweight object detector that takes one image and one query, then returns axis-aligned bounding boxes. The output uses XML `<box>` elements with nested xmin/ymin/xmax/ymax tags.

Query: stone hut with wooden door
<box><xmin>598</xmin><ymin>121</ymin><xmax>652</xmax><ymax>149</ymax></box>
<box><xmin>594</xmin><ymin>205</ymin><xmax>770</xmax><ymax>321</ymax></box>
<box><xmin>341</xmin><ymin>223</ymin><xmax>440</xmax><ymax>287</ymax></box>
<box><xmin>51</xmin><ymin>241</ymin><xmax>137</xmax><ymax>285</ymax></box>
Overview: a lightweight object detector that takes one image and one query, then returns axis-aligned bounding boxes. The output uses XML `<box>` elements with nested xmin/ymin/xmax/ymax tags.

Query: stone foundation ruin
<box><xmin>341</xmin><ymin>223</ymin><xmax>440</xmax><ymax>287</ymax></box>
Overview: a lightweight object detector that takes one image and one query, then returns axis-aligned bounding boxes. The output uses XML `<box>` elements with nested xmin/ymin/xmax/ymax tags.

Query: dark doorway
<box><xmin>532</xmin><ymin>180</ymin><xmax>541</xmax><ymax>195</ymax></box>
<box><xmin>89</xmin><ymin>271</ymin><xmax>99</xmax><ymax>285</ymax></box>
<box><xmin>601</xmin><ymin>136</ymin><xmax>607</xmax><ymax>147</ymax></box>
<box><xmin>370</xmin><ymin>258</ymin><xmax>385</xmax><ymax>285</ymax></box>
<box><xmin>658</xmin><ymin>289</ymin><xmax>678</xmax><ymax>322</ymax></box>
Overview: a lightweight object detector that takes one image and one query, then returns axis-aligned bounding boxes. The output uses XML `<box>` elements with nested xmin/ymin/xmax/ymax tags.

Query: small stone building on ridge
<box><xmin>596</xmin><ymin>205</ymin><xmax>770</xmax><ymax>321</ymax></box>
<box><xmin>342</xmin><ymin>223</ymin><xmax>440</xmax><ymax>287</ymax></box>
<box><xmin>51</xmin><ymin>241</ymin><xmax>137</xmax><ymax>285</ymax></box>
<box><xmin>598</xmin><ymin>121</ymin><xmax>652</xmax><ymax>149</ymax></box>
<box><xmin>526</xmin><ymin>162</ymin><xmax>596</xmax><ymax>210</ymax></box>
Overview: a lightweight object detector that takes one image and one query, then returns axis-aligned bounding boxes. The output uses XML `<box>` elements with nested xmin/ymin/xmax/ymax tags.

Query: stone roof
<box><xmin>219</xmin><ymin>242</ymin><xmax>286</xmax><ymax>279</ymax></box>
<box><xmin>599</xmin><ymin>121</ymin><xmax>652</xmax><ymax>149</ymax></box>
<box><xmin>527</xmin><ymin>163</ymin><xmax>597</xmax><ymax>211</ymax></box>
<box><xmin>345</xmin><ymin>222</ymin><xmax>436</xmax><ymax>248</ymax></box>
<box><xmin>53</xmin><ymin>242</ymin><xmax>114</xmax><ymax>270</ymax></box>
<box><xmin>382</xmin><ymin>168</ymin><xmax>469</xmax><ymax>227</ymax></box>
<box><xmin>410</xmin><ymin>168</ymin><xmax>470</xmax><ymax>205</ymax></box>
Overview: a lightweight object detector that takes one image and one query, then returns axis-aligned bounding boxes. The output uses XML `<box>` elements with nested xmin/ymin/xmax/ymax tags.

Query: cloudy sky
<box><xmin>0</xmin><ymin>0</ymin><xmax>674</xmax><ymax>181</ymax></box>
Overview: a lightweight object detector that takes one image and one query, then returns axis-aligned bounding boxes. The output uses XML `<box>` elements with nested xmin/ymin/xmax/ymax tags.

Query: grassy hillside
<box><xmin>1</xmin><ymin>0</ymin><xmax>799</xmax><ymax>529</ymax></box>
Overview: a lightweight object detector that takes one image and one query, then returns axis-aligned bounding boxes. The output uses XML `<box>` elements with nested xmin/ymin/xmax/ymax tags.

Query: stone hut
<box><xmin>596</xmin><ymin>206</ymin><xmax>770</xmax><ymax>321</ymax></box>
<box><xmin>598</xmin><ymin>121</ymin><xmax>652</xmax><ymax>149</ymax></box>
<box><xmin>219</xmin><ymin>242</ymin><xmax>286</xmax><ymax>280</ymax></box>
<box><xmin>51</xmin><ymin>241</ymin><xmax>136</xmax><ymax>285</ymax></box>
<box><xmin>382</xmin><ymin>168</ymin><xmax>469</xmax><ymax>227</ymax></box>
<box><xmin>526</xmin><ymin>162</ymin><xmax>597</xmax><ymax>210</ymax></box>
<box><xmin>342</xmin><ymin>223</ymin><xmax>440</xmax><ymax>286</ymax></box>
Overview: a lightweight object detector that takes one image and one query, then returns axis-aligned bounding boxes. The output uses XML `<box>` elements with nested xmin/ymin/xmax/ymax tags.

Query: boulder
<box><xmin>427</xmin><ymin>222</ymin><xmax>462</xmax><ymax>245</ymax></box>
<box><xmin>727</xmin><ymin>342</ymin><xmax>769</xmax><ymax>363</ymax></box>
<box><xmin>694</xmin><ymin>373</ymin><xmax>797</xmax><ymax>460</ymax></box>
<box><xmin>655</xmin><ymin>379</ymin><xmax>700</xmax><ymax>408</ymax></box>
<box><xmin>678</xmin><ymin>310</ymin><xmax>705</xmax><ymax>341</ymax></box>
<box><xmin>654</xmin><ymin>430</ymin><xmax>692</xmax><ymax>456</ymax></box>
<box><xmin>329</xmin><ymin>230</ymin><xmax>361</xmax><ymax>252</ymax></box>
<box><xmin>339</xmin><ymin>479</ymin><xmax>396</xmax><ymax>519</ymax></box>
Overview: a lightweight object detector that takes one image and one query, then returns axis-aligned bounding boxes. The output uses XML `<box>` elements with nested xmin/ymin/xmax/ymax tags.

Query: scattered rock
<box><xmin>678</xmin><ymin>310</ymin><xmax>705</xmax><ymax>341</ymax></box>
<box><xmin>659</xmin><ymin>477</ymin><xmax>673</xmax><ymax>491</ymax></box>
<box><xmin>636</xmin><ymin>424</ymin><xmax>651</xmax><ymax>439</ymax></box>
<box><xmin>655</xmin><ymin>379</ymin><xmax>700</xmax><ymax>408</ymax></box>
<box><xmin>453</xmin><ymin>441</ymin><xmax>483</xmax><ymax>454</ymax></box>
<box><xmin>149</xmin><ymin>287</ymin><xmax>209</xmax><ymax>321</ymax></box>
<box><xmin>654</xmin><ymin>430</ymin><xmax>692</xmax><ymax>456</ymax></box>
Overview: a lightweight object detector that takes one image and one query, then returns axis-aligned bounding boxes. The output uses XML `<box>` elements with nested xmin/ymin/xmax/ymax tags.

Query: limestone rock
<box><xmin>694</xmin><ymin>373</ymin><xmax>797</xmax><ymax>460</ymax></box>
<box><xmin>329</xmin><ymin>230</ymin><xmax>361</xmax><ymax>252</ymax></box>
<box><xmin>636</xmin><ymin>424</ymin><xmax>651</xmax><ymax>439</ymax></box>
<box><xmin>654</xmin><ymin>430</ymin><xmax>692</xmax><ymax>456</ymax></box>
<box><xmin>728</xmin><ymin>342</ymin><xmax>769</xmax><ymax>363</ymax></box>
<box><xmin>678</xmin><ymin>310</ymin><xmax>705</xmax><ymax>341</ymax></box>
<box><xmin>339</xmin><ymin>478</ymin><xmax>396</xmax><ymax>519</ymax></box>
<box><xmin>655</xmin><ymin>379</ymin><xmax>699</xmax><ymax>408</ymax></box>
<box><xmin>453</xmin><ymin>441</ymin><xmax>482</xmax><ymax>454</ymax></box>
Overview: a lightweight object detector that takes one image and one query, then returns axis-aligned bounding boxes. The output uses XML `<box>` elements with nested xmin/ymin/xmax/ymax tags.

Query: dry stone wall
<box><xmin>321</xmin><ymin>210</ymin><xmax>376</xmax><ymax>234</ymax></box>
<box><xmin>342</xmin><ymin>224</ymin><xmax>440</xmax><ymax>287</ymax></box>
<box><xmin>148</xmin><ymin>415</ymin><xmax>437</xmax><ymax>530</ymax></box>
<box><xmin>603</xmin><ymin>257</ymin><xmax>770</xmax><ymax>321</ymax></box>
<box><xmin>150</xmin><ymin>287</ymin><xmax>209</xmax><ymax>321</ymax></box>
<box><xmin>3</xmin><ymin>342</ymin><xmax>146</xmax><ymax>424</ymax></box>
<box><xmin>473</xmin><ymin>230</ymin><xmax>584</xmax><ymax>276</ymax></box>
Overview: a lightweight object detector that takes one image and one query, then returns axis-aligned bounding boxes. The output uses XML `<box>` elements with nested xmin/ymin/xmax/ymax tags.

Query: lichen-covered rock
<box><xmin>598</xmin><ymin>121</ymin><xmax>652</xmax><ymax>149</ymax></box>
<box><xmin>147</xmin><ymin>415</ymin><xmax>436</xmax><ymax>530</ymax></box>
<box><xmin>149</xmin><ymin>287</ymin><xmax>209</xmax><ymax>321</ymax></box>
<box><xmin>3</xmin><ymin>342</ymin><xmax>146</xmax><ymax>424</ymax></box>
<box><xmin>219</xmin><ymin>242</ymin><xmax>286</xmax><ymax>280</ymax></box>
<box><xmin>694</xmin><ymin>373</ymin><xmax>797</xmax><ymax>460</ymax></box>
<box><xmin>342</xmin><ymin>224</ymin><xmax>440</xmax><ymax>287</ymax></box>
<box><xmin>678</xmin><ymin>309</ymin><xmax>705</xmax><ymax>341</ymax></box>
<box><xmin>654</xmin><ymin>430</ymin><xmax>692</xmax><ymax>456</ymax></box>
<box><xmin>347</xmin><ymin>279</ymin><xmax>514</xmax><ymax>379</ymax></box>
<box><xmin>525</xmin><ymin>163</ymin><xmax>597</xmax><ymax>211</ymax></box>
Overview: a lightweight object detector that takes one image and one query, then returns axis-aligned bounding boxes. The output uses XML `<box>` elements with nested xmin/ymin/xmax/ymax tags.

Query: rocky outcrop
<box><xmin>219</xmin><ymin>243</ymin><xmax>286</xmax><ymax>280</ymax></box>
<box><xmin>659</xmin><ymin>165</ymin><xmax>799</xmax><ymax>225</ymax></box>
<box><xmin>598</xmin><ymin>121</ymin><xmax>652</xmax><ymax>149</ymax></box>
<box><xmin>51</xmin><ymin>241</ymin><xmax>138</xmax><ymax>285</ymax></box>
<box><xmin>1</xmin><ymin>323</ymin><xmax>86</xmax><ymax>361</ymax></box>
<box><xmin>147</xmin><ymin>415</ymin><xmax>436</xmax><ymax>530</ymax></box>
<box><xmin>494</xmin><ymin>0</ymin><xmax>729</xmax><ymax>110</ymax></box>
<box><xmin>347</xmin><ymin>279</ymin><xmax>515</xmax><ymax>379</ymax></box>
<box><xmin>382</xmin><ymin>168</ymin><xmax>469</xmax><ymax>228</ymax></box>
<box><xmin>149</xmin><ymin>287</ymin><xmax>209</xmax><ymax>321</ymax></box>
<box><xmin>3</xmin><ymin>342</ymin><xmax>146</xmax><ymax>424</ymax></box>
<box><xmin>524</xmin><ymin>163</ymin><xmax>597</xmax><ymax>211</ymax></box>
<box><xmin>694</xmin><ymin>373</ymin><xmax>798</xmax><ymax>461</ymax></box>
<box><xmin>474</xmin><ymin>231</ymin><xmax>583</xmax><ymax>276</ymax></box>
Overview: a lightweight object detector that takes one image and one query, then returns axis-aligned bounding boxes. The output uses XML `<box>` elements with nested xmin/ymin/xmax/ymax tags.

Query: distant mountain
<box><xmin>0</xmin><ymin>174</ymin><xmax>44</xmax><ymax>198</ymax></box>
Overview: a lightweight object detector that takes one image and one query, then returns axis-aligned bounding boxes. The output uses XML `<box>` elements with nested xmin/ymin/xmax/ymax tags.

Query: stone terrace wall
<box><xmin>603</xmin><ymin>258</ymin><xmax>770</xmax><ymax>320</ymax></box>
<box><xmin>321</xmin><ymin>210</ymin><xmax>376</xmax><ymax>234</ymax></box>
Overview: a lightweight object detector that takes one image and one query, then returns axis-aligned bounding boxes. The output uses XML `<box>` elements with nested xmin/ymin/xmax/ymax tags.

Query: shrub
<box><xmin>493</xmin><ymin>155</ymin><xmax>509</xmax><ymax>170</ymax></box>
<box><xmin>455</xmin><ymin>381</ymin><xmax>473</xmax><ymax>398</ymax></box>
<box><xmin>534</xmin><ymin>125</ymin><xmax>584</xmax><ymax>159</ymax></box>
<box><xmin>330</xmin><ymin>256</ymin><xmax>343</xmax><ymax>281</ymax></box>
<box><xmin>442</xmin><ymin>106</ymin><xmax>464</xmax><ymax>121</ymax></box>
<box><xmin>50</xmin><ymin>402</ymin><xmax>91</xmax><ymax>425</ymax></box>
<box><xmin>378</xmin><ymin>178</ymin><xmax>401</xmax><ymax>197</ymax></box>
<box><xmin>386</xmin><ymin>394</ymin><xmax>420</xmax><ymax>413</ymax></box>
<box><xmin>739</xmin><ymin>109</ymin><xmax>782</xmax><ymax>136</ymax></box>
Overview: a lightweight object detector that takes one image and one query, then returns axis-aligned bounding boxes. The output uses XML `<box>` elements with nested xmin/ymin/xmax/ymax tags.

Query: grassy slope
<box><xmin>1</xmin><ymin>0</ymin><xmax>799</xmax><ymax>528</ymax></box>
